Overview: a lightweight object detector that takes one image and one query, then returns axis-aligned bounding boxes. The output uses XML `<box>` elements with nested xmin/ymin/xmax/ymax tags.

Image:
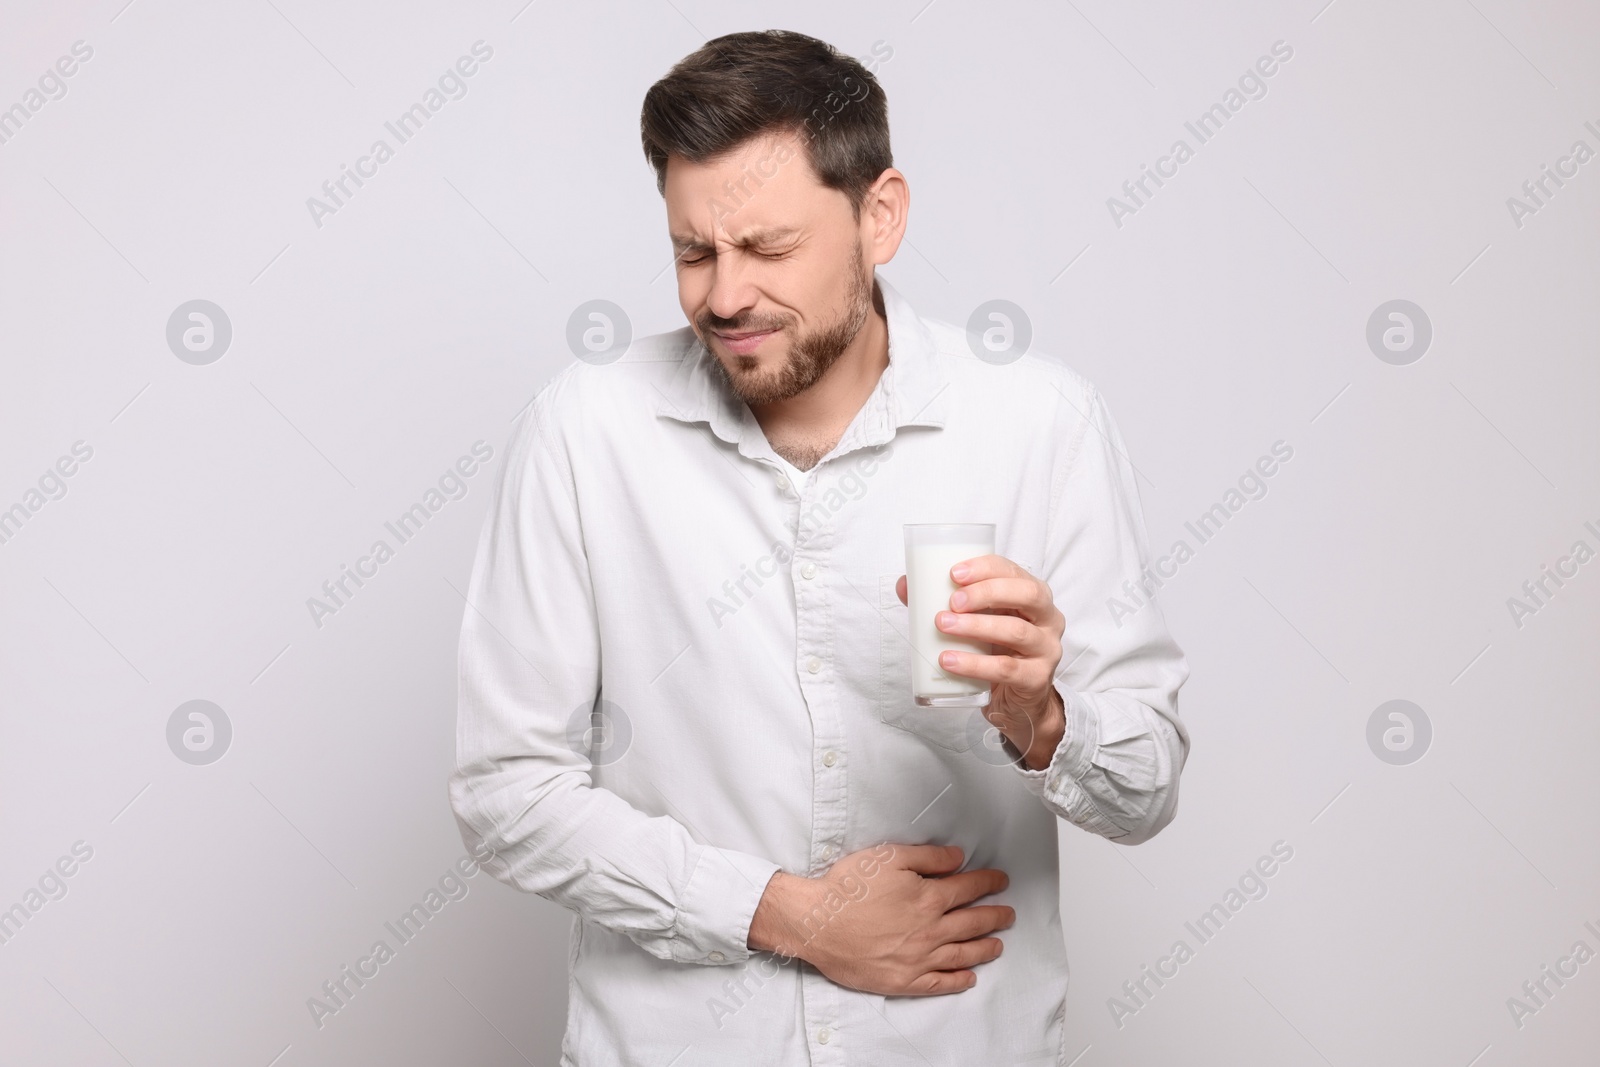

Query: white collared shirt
<box><xmin>449</xmin><ymin>274</ymin><xmax>1189</xmax><ymax>1066</ymax></box>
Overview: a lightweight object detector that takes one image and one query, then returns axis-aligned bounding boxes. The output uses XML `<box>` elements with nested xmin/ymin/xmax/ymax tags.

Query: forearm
<box><xmin>451</xmin><ymin>754</ymin><xmax>781</xmax><ymax>963</ymax></box>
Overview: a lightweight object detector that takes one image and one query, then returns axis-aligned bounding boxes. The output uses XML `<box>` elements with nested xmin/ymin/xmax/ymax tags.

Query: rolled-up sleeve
<box><xmin>448</xmin><ymin>380</ymin><xmax>781</xmax><ymax>964</ymax></box>
<box><xmin>1009</xmin><ymin>380</ymin><xmax>1190</xmax><ymax>845</ymax></box>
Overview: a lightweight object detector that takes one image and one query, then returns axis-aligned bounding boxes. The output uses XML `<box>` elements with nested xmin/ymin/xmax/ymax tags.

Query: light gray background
<box><xmin>2</xmin><ymin>0</ymin><xmax>1596</xmax><ymax>1064</ymax></box>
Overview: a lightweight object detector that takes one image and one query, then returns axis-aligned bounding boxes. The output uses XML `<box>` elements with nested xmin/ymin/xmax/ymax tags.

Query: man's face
<box><xmin>663</xmin><ymin>129</ymin><xmax>875</xmax><ymax>407</ymax></box>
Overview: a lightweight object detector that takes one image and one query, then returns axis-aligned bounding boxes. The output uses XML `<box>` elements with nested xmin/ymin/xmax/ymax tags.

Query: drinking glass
<box><xmin>903</xmin><ymin>523</ymin><xmax>995</xmax><ymax>707</ymax></box>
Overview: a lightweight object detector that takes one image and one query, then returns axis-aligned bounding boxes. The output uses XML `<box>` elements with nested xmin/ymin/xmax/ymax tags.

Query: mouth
<box><xmin>711</xmin><ymin>328</ymin><xmax>779</xmax><ymax>356</ymax></box>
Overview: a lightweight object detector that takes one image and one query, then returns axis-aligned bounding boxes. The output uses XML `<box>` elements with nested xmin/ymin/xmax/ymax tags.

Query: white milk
<box><xmin>904</xmin><ymin>533</ymin><xmax>994</xmax><ymax>706</ymax></box>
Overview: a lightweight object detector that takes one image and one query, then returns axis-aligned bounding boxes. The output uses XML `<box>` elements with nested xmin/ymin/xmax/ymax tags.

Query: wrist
<box><xmin>1021</xmin><ymin>688</ymin><xmax>1066</xmax><ymax>770</ymax></box>
<box><xmin>746</xmin><ymin>871</ymin><xmax>819</xmax><ymax>959</ymax></box>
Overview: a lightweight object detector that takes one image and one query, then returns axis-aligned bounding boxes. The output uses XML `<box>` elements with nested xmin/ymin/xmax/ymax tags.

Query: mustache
<box><xmin>698</xmin><ymin>311</ymin><xmax>789</xmax><ymax>334</ymax></box>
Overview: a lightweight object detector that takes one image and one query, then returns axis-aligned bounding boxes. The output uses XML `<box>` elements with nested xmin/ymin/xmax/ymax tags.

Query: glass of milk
<box><xmin>903</xmin><ymin>523</ymin><xmax>995</xmax><ymax>707</ymax></box>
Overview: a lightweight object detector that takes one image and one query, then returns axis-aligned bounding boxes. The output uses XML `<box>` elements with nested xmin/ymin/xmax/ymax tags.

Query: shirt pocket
<box><xmin>876</xmin><ymin>573</ymin><xmax>979</xmax><ymax>752</ymax></box>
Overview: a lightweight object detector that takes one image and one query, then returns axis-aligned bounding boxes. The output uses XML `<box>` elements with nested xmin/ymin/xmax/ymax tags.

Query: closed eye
<box><xmin>676</xmin><ymin>246</ymin><xmax>793</xmax><ymax>265</ymax></box>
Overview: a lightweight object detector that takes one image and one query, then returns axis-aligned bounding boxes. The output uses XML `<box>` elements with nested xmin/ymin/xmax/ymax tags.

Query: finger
<box><xmin>902</xmin><ymin>968</ymin><xmax>978</xmax><ymax>996</ymax></box>
<box><xmin>888</xmin><ymin>843</ymin><xmax>965</xmax><ymax>875</ymax></box>
<box><xmin>933</xmin><ymin>904</ymin><xmax>1016</xmax><ymax>944</ymax></box>
<box><xmin>896</xmin><ymin>573</ymin><xmax>907</xmax><ymax>606</ymax></box>
<box><xmin>939</xmin><ymin>644</ymin><xmax>1065</xmax><ymax>698</ymax></box>
<box><xmin>948</xmin><ymin>554</ymin><xmax>1017</xmax><ymax>585</ymax></box>
<box><xmin>937</xmin><ymin>610</ymin><xmax>1049</xmax><ymax>658</ymax></box>
<box><xmin>931</xmin><ymin>867</ymin><xmax>1009</xmax><ymax>909</ymax></box>
<box><xmin>935</xmin><ymin>646</ymin><xmax>1049</xmax><ymax>692</ymax></box>
<box><xmin>927</xmin><ymin>936</ymin><xmax>1004</xmax><ymax>972</ymax></box>
<box><xmin>950</xmin><ymin>575</ymin><xmax>1055</xmax><ymax>622</ymax></box>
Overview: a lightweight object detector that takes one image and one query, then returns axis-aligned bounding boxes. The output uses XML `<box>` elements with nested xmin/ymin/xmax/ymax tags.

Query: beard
<box><xmin>699</xmin><ymin>239</ymin><xmax>875</xmax><ymax>408</ymax></box>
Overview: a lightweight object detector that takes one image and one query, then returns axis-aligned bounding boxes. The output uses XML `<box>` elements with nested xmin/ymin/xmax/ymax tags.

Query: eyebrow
<box><xmin>670</xmin><ymin>226</ymin><xmax>802</xmax><ymax>252</ymax></box>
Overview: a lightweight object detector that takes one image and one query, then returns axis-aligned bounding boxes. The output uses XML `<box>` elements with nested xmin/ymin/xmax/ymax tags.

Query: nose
<box><xmin>705</xmin><ymin>255</ymin><xmax>758</xmax><ymax>325</ymax></box>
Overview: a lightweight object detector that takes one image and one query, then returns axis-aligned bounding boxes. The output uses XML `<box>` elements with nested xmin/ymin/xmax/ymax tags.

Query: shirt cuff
<box><xmin>1011</xmin><ymin>677</ymin><xmax>1093</xmax><ymax>784</ymax></box>
<box><xmin>670</xmin><ymin>846</ymin><xmax>783</xmax><ymax>966</ymax></box>
<box><xmin>1009</xmin><ymin>679</ymin><xmax>1130</xmax><ymax>839</ymax></box>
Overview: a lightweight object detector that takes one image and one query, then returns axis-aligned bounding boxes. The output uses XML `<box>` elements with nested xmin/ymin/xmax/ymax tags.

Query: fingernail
<box><xmin>950</xmin><ymin>591</ymin><xmax>968</xmax><ymax>610</ymax></box>
<box><xmin>951</xmin><ymin>563</ymin><xmax>968</xmax><ymax>581</ymax></box>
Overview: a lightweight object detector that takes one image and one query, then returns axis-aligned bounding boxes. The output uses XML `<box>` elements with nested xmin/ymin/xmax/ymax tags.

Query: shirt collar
<box><xmin>654</xmin><ymin>273</ymin><xmax>950</xmax><ymax>457</ymax></box>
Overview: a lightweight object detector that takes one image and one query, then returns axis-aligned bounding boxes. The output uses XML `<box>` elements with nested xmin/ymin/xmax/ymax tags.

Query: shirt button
<box><xmin>822</xmin><ymin>750</ymin><xmax>838</xmax><ymax>767</ymax></box>
<box><xmin>816</xmin><ymin>1027</ymin><xmax>832</xmax><ymax>1044</ymax></box>
<box><xmin>807</xmin><ymin>656</ymin><xmax>822</xmax><ymax>674</ymax></box>
<box><xmin>775</xmin><ymin>473</ymin><xmax>787</xmax><ymax>490</ymax></box>
<box><xmin>800</xmin><ymin>562</ymin><xmax>817</xmax><ymax>580</ymax></box>
<box><xmin>708</xmin><ymin>951</ymin><xmax>726</xmax><ymax>963</ymax></box>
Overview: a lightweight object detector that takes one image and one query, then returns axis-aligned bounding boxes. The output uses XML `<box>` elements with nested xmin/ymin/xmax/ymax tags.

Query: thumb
<box><xmin>889</xmin><ymin>843</ymin><xmax>964</xmax><ymax>876</ymax></box>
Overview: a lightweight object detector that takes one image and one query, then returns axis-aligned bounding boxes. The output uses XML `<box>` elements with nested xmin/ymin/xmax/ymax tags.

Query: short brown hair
<box><xmin>640</xmin><ymin>30</ymin><xmax>892</xmax><ymax>218</ymax></box>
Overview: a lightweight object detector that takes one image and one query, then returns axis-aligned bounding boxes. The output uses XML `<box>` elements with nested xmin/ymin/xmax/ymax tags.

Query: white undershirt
<box><xmin>773</xmin><ymin>452</ymin><xmax>811</xmax><ymax>492</ymax></box>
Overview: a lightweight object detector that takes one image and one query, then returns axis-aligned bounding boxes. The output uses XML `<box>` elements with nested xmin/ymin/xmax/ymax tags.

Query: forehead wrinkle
<box><xmin>671</xmin><ymin>224</ymin><xmax>801</xmax><ymax>251</ymax></box>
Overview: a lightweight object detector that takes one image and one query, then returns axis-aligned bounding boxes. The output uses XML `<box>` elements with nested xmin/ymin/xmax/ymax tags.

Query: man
<box><xmin>449</xmin><ymin>28</ymin><xmax>1188</xmax><ymax>1067</ymax></box>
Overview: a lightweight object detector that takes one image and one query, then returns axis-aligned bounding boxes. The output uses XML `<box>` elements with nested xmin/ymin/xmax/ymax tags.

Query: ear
<box><xmin>861</xmin><ymin>168</ymin><xmax>908</xmax><ymax>267</ymax></box>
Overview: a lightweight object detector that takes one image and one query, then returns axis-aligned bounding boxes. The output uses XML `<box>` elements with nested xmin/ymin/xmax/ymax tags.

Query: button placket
<box><xmin>801</xmin><ymin>966</ymin><xmax>846</xmax><ymax>1065</ymax></box>
<box><xmin>790</xmin><ymin>493</ymin><xmax>847</xmax><ymax>882</ymax></box>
